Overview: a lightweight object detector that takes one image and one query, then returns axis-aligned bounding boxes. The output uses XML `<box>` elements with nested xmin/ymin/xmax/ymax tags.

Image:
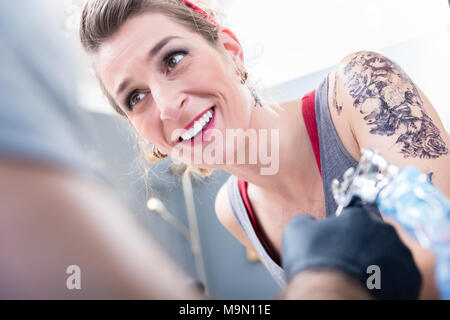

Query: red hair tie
<box><xmin>179</xmin><ymin>0</ymin><xmax>220</xmax><ymax>28</ymax></box>
<box><xmin>179</xmin><ymin>1</ymin><xmax>243</xmax><ymax>53</ymax></box>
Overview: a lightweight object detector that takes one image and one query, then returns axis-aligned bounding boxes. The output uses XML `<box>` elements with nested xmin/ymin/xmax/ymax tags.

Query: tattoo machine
<box><xmin>332</xmin><ymin>148</ymin><xmax>450</xmax><ymax>299</ymax></box>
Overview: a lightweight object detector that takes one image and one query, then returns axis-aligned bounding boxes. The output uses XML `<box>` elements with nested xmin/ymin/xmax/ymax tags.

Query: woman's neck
<box><xmin>223</xmin><ymin>98</ymin><xmax>322</xmax><ymax>206</ymax></box>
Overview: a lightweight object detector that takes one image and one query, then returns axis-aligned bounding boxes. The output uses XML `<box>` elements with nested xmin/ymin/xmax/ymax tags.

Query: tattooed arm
<box><xmin>333</xmin><ymin>50</ymin><xmax>449</xmax><ymax>193</ymax></box>
<box><xmin>331</xmin><ymin>50</ymin><xmax>450</xmax><ymax>299</ymax></box>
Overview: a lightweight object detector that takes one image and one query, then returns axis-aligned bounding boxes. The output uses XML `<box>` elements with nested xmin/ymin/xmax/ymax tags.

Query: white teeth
<box><xmin>193</xmin><ymin>124</ymin><xmax>201</xmax><ymax>135</ymax></box>
<box><xmin>180</xmin><ymin>108</ymin><xmax>214</xmax><ymax>141</ymax></box>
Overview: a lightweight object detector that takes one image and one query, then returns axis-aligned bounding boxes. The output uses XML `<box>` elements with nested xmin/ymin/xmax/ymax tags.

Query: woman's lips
<box><xmin>183</xmin><ymin>106</ymin><xmax>215</xmax><ymax>130</ymax></box>
<box><xmin>179</xmin><ymin>107</ymin><xmax>216</xmax><ymax>147</ymax></box>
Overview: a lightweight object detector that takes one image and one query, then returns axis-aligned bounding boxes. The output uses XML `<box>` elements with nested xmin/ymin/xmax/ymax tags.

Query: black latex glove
<box><xmin>281</xmin><ymin>204</ymin><xmax>422</xmax><ymax>300</ymax></box>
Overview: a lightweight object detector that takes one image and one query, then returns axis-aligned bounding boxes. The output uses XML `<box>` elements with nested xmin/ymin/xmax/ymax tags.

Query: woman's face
<box><xmin>96</xmin><ymin>12</ymin><xmax>253</xmax><ymax>166</ymax></box>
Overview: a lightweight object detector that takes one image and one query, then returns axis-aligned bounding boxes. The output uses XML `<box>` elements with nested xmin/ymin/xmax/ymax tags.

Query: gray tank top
<box><xmin>226</xmin><ymin>75</ymin><xmax>359</xmax><ymax>288</ymax></box>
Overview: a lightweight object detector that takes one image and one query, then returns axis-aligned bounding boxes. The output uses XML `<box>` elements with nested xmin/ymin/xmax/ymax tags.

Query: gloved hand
<box><xmin>281</xmin><ymin>204</ymin><xmax>422</xmax><ymax>299</ymax></box>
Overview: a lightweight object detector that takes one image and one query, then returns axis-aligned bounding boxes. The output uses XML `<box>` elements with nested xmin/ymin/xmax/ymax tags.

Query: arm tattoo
<box><xmin>427</xmin><ymin>172</ymin><xmax>434</xmax><ymax>184</ymax></box>
<box><xmin>342</xmin><ymin>51</ymin><xmax>448</xmax><ymax>159</ymax></box>
<box><xmin>333</xmin><ymin>72</ymin><xmax>343</xmax><ymax>115</ymax></box>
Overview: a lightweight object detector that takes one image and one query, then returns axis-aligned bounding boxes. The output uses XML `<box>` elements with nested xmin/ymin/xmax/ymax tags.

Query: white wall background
<box><xmin>221</xmin><ymin>0</ymin><xmax>449</xmax><ymax>131</ymax></box>
<box><xmin>222</xmin><ymin>0</ymin><xmax>449</xmax><ymax>86</ymax></box>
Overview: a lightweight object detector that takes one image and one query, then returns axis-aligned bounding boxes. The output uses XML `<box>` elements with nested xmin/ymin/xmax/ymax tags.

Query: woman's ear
<box><xmin>218</xmin><ymin>28</ymin><xmax>244</xmax><ymax>64</ymax></box>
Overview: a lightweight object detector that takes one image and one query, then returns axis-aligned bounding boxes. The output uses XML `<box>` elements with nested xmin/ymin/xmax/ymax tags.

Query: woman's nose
<box><xmin>152</xmin><ymin>84</ymin><xmax>184</xmax><ymax>120</ymax></box>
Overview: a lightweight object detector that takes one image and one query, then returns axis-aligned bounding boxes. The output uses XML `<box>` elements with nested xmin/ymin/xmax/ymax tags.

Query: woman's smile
<box><xmin>178</xmin><ymin>106</ymin><xmax>216</xmax><ymax>147</ymax></box>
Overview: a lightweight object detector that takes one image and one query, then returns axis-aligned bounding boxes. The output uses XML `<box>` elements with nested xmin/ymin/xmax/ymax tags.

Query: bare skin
<box><xmin>279</xmin><ymin>270</ymin><xmax>372</xmax><ymax>300</ymax></box>
<box><xmin>95</xmin><ymin>13</ymin><xmax>449</xmax><ymax>299</ymax></box>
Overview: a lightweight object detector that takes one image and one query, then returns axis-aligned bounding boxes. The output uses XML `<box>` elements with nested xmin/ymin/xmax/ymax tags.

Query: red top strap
<box><xmin>237</xmin><ymin>179</ymin><xmax>281</xmax><ymax>266</ymax></box>
<box><xmin>236</xmin><ymin>90</ymin><xmax>321</xmax><ymax>266</ymax></box>
<box><xmin>302</xmin><ymin>90</ymin><xmax>322</xmax><ymax>176</ymax></box>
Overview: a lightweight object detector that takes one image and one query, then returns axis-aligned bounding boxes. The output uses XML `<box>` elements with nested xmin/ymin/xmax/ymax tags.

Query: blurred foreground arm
<box><xmin>0</xmin><ymin>159</ymin><xmax>202</xmax><ymax>299</ymax></box>
<box><xmin>0</xmin><ymin>1</ymin><xmax>200</xmax><ymax>299</ymax></box>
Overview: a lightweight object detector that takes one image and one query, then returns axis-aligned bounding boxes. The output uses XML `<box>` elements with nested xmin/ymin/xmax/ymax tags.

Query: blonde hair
<box><xmin>80</xmin><ymin>0</ymin><xmax>222</xmax><ymax>177</ymax></box>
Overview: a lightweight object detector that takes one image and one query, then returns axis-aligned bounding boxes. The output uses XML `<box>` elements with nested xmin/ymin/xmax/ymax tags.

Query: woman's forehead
<box><xmin>98</xmin><ymin>12</ymin><xmax>189</xmax><ymax>62</ymax></box>
<box><xmin>94</xmin><ymin>12</ymin><xmax>201</xmax><ymax>97</ymax></box>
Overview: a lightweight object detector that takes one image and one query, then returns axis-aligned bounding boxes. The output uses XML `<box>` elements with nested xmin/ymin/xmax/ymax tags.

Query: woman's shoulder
<box><xmin>276</xmin><ymin>97</ymin><xmax>303</xmax><ymax>117</ymax></box>
<box><xmin>214</xmin><ymin>176</ymin><xmax>257</xmax><ymax>252</ymax></box>
<box><xmin>330</xmin><ymin>50</ymin><xmax>450</xmax><ymax>194</ymax></box>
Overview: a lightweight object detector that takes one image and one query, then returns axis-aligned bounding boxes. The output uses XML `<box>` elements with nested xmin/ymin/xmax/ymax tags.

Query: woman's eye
<box><xmin>165</xmin><ymin>51</ymin><xmax>186</xmax><ymax>73</ymax></box>
<box><xmin>128</xmin><ymin>91</ymin><xmax>147</xmax><ymax>109</ymax></box>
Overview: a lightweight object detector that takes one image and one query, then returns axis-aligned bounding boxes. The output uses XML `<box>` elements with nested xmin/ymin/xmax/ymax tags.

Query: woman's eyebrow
<box><xmin>148</xmin><ymin>35</ymin><xmax>182</xmax><ymax>62</ymax></box>
<box><xmin>114</xmin><ymin>36</ymin><xmax>183</xmax><ymax>98</ymax></box>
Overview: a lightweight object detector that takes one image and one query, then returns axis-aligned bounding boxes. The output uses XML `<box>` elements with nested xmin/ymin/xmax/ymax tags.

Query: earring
<box><xmin>240</xmin><ymin>69</ymin><xmax>248</xmax><ymax>84</ymax></box>
<box><xmin>236</xmin><ymin>67</ymin><xmax>248</xmax><ymax>84</ymax></box>
<box><xmin>146</xmin><ymin>144</ymin><xmax>168</xmax><ymax>163</ymax></box>
<box><xmin>251</xmin><ymin>87</ymin><xmax>262</xmax><ymax>107</ymax></box>
<box><xmin>237</xmin><ymin>67</ymin><xmax>261</xmax><ymax>107</ymax></box>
